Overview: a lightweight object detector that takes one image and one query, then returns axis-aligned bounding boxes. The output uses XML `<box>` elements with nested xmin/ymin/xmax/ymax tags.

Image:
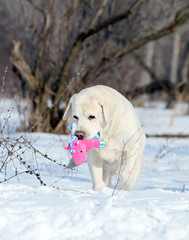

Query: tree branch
<box><xmin>26</xmin><ymin>0</ymin><xmax>45</xmax><ymax>15</ymax></box>
<box><xmin>85</xmin><ymin>8</ymin><xmax>189</xmax><ymax>83</ymax></box>
<box><xmin>33</xmin><ymin>0</ymin><xmax>86</xmax><ymax>81</ymax></box>
<box><xmin>55</xmin><ymin>0</ymin><xmax>144</xmax><ymax>101</ymax></box>
<box><xmin>77</xmin><ymin>0</ymin><xmax>144</xmax><ymax>41</ymax></box>
<box><xmin>114</xmin><ymin>7</ymin><xmax>189</xmax><ymax>59</ymax></box>
<box><xmin>89</xmin><ymin>0</ymin><xmax>110</xmax><ymax>29</ymax></box>
<box><xmin>131</xmin><ymin>52</ymin><xmax>172</xmax><ymax>95</ymax></box>
<box><xmin>10</xmin><ymin>41</ymin><xmax>39</xmax><ymax>91</ymax></box>
<box><xmin>51</xmin><ymin>0</ymin><xmax>87</xmax><ymax>33</ymax></box>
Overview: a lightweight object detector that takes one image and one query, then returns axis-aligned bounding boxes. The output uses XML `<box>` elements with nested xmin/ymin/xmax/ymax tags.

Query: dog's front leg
<box><xmin>67</xmin><ymin>158</ymin><xmax>78</xmax><ymax>169</ymax></box>
<box><xmin>87</xmin><ymin>150</ymin><xmax>105</xmax><ymax>191</ymax></box>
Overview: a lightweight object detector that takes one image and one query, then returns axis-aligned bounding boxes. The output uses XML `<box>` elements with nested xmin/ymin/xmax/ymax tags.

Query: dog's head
<box><xmin>63</xmin><ymin>88</ymin><xmax>115</xmax><ymax>140</ymax></box>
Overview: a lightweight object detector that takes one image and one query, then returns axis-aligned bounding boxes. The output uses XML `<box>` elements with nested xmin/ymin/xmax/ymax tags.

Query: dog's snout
<box><xmin>75</xmin><ymin>131</ymin><xmax>85</xmax><ymax>140</ymax></box>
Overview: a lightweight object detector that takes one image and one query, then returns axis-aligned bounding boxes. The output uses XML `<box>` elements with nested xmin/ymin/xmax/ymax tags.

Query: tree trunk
<box><xmin>170</xmin><ymin>31</ymin><xmax>180</xmax><ymax>84</ymax></box>
<box><xmin>140</xmin><ymin>41</ymin><xmax>155</xmax><ymax>86</ymax></box>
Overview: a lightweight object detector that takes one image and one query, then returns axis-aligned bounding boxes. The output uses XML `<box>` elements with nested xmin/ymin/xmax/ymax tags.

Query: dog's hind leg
<box><xmin>117</xmin><ymin>135</ymin><xmax>146</xmax><ymax>191</ymax></box>
<box><xmin>103</xmin><ymin>167</ymin><xmax>113</xmax><ymax>188</ymax></box>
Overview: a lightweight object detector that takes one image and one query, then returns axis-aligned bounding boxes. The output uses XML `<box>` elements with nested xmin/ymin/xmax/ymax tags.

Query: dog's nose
<box><xmin>75</xmin><ymin>131</ymin><xmax>85</xmax><ymax>140</ymax></box>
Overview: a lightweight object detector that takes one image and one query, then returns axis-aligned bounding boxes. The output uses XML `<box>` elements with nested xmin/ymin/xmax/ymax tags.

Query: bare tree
<box><xmin>7</xmin><ymin>0</ymin><xmax>189</xmax><ymax>133</ymax></box>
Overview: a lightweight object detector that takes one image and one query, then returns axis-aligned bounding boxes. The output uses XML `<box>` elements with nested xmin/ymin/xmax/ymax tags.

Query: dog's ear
<box><xmin>99</xmin><ymin>98</ymin><xmax>114</xmax><ymax>125</ymax></box>
<box><xmin>63</xmin><ymin>94</ymin><xmax>77</xmax><ymax>121</ymax></box>
<box><xmin>99</xmin><ymin>103</ymin><xmax>108</xmax><ymax>125</ymax></box>
<box><xmin>99</xmin><ymin>98</ymin><xmax>118</xmax><ymax>127</ymax></box>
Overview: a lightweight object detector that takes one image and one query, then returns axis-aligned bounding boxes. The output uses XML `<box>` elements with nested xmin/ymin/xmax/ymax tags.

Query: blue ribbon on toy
<box><xmin>99</xmin><ymin>140</ymin><xmax>105</xmax><ymax>148</ymax></box>
<box><xmin>69</xmin><ymin>149</ymin><xmax>75</xmax><ymax>153</ymax></box>
<box><xmin>94</xmin><ymin>133</ymin><xmax>100</xmax><ymax>139</ymax></box>
<box><xmin>69</xmin><ymin>135</ymin><xmax>78</xmax><ymax>149</ymax></box>
<box><xmin>67</xmin><ymin>124</ymin><xmax>72</xmax><ymax>130</ymax></box>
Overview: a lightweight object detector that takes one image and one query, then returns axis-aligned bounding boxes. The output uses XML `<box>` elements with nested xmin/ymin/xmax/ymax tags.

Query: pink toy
<box><xmin>64</xmin><ymin>131</ymin><xmax>105</xmax><ymax>165</ymax></box>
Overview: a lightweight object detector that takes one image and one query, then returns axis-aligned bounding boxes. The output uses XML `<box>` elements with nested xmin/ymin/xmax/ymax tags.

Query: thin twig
<box><xmin>182</xmin><ymin>184</ymin><xmax>186</xmax><ymax>193</ymax></box>
<box><xmin>1</xmin><ymin>66</ymin><xmax>8</xmax><ymax>93</ymax></box>
<box><xmin>112</xmin><ymin>142</ymin><xmax>127</xmax><ymax>196</ymax></box>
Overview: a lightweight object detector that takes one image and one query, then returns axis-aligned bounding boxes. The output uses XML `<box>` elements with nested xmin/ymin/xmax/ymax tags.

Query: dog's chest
<box><xmin>93</xmin><ymin>146</ymin><xmax>122</xmax><ymax>164</ymax></box>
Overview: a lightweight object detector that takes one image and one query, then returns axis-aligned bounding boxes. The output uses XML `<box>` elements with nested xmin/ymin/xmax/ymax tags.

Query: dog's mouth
<box><xmin>75</xmin><ymin>131</ymin><xmax>100</xmax><ymax>140</ymax></box>
<box><xmin>75</xmin><ymin>130</ymin><xmax>85</xmax><ymax>140</ymax></box>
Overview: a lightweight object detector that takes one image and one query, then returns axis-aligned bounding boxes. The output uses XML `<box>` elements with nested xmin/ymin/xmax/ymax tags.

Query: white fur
<box><xmin>63</xmin><ymin>85</ymin><xmax>146</xmax><ymax>191</ymax></box>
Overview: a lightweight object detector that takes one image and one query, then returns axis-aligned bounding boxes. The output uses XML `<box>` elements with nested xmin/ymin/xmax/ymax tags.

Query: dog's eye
<box><xmin>88</xmin><ymin>115</ymin><xmax>96</xmax><ymax>120</ymax></box>
<box><xmin>73</xmin><ymin>115</ymin><xmax>78</xmax><ymax>121</ymax></box>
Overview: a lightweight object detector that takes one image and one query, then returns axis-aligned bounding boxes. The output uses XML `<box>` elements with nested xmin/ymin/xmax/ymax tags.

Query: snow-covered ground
<box><xmin>136</xmin><ymin>101</ymin><xmax>189</xmax><ymax>136</ymax></box>
<box><xmin>0</xmin><ymin>99</ymin><xmax>189</xmax><ymax>240</ymax></box>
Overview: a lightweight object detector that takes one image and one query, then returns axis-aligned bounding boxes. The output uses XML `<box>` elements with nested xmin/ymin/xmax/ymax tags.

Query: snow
<box><xmin>0</xmin><ymin>99</ymin><xmax>189</xmax><ymax>240</ymax></box>
<box><xmin>135</xmin><ymin>101</ymin><xmax>189</xmax><ymax>136</ymax></box>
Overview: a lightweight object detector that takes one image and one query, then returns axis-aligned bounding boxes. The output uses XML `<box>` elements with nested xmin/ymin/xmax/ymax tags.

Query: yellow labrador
<box><xmin>63</xmin><ymin>85</ymin><xmax>146</xmax><ymax>191</ymax></box>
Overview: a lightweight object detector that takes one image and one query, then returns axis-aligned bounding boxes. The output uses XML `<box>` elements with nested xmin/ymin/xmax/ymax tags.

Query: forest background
<box><xmin>0</xmin><ymin>0</ymin><xmax>189</xmax><ymax>133</ymax></box>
